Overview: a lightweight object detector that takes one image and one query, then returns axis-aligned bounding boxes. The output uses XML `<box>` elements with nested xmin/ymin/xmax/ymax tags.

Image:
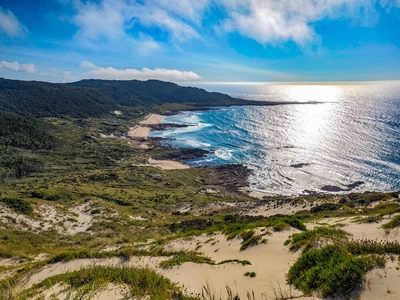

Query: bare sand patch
<box><xmin>359</xmin><ymin>260</ymin><xmax>400</xmax><ymax>300</ymax></box>
<box><xmin>147</xmin><ymin>158</ymin><xmax>189</xmax><ymax>170</ymax></box>
<box><xmin>127</xmin><ymin>113</ymin><xmax>164</xmax><ymax>139</ymax></box>
<box><xmin>133</xmin><ymin>158</ymin><xmax>190</xmax><ymax>170</ymax></box>
<box><xmin>139</xmin><ymin>113</ymin><xmax>164</xmax><ymax>125</ymax></box>
<box><xmin>161</xmin><ymin>231</ymin><xmax>311</xmax><ymax>299</ymax></box>
<box><xmin>128</xmin><ymin>126</ymin><xmax>151</xmax><ymax>138</ymax></box>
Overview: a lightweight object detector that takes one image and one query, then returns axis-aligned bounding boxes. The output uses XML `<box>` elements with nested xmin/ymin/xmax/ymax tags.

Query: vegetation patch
<box><xmin>0</xmin><ymin>197</ymin><xmax>33</xmax><ymax>216</ymax></box>
<box><xmin>240</xmin><ymin>230</ymin><xmax>263</xmax><ymax>251</ymax></box>
<box><xmin>382</xmin><ymin>215</ymin><xmax>400</xmax><ymax>230</ymax></box>
<box><xmin>159</xmin><ymin>251</ymin><xmax>214</xmax><ymax>269</ymax></box>
<box><xmin>272</xmin><ymin>222</ymin><xmax>291</xmax><ymax>232</ymax></box>
<box><xmin>287</xmin><ymin>244</ymin><xmax>379</xmax><ymax>298</ymax></box>
<box><xmin>287</xmin><ymin>226</ymin><xmax>349</xmax><ymax>252</ymax></box>
<box><xmin>347</xmin><ymin>239</ymin><xmax>400</xmax><ymax>255</ymax></box>
<box><xmin>244</xmin><ymin>271</ymin><xmax>256</xmax><ymax>278</ymax></box>
<box><xmin>20</xmin><ymin>266</ymin><xmax>196</xmax><ymax>300</ymax></box>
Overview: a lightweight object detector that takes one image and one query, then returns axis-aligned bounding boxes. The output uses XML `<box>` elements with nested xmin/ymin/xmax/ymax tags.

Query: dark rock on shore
<box><xmin>204</xmin><ymin>164</ymin><xmax>252</xmax><ymax>197</ymax></box>
<box><xmin>321</xmin><ymin>181</ymin><xmax>364</xmax><ymax>192</ymax></box>
<box><xmin>155</xmin><ymin>148</ymin><xmax>210</xmax><ymax>161</ymax></box>
<box><xmin>291</xmin><ymin>163</ymin><xmax>310</xmax><ymax>168</ymax></box>
<box><xmin>147</xmin><ymin>123</ymin><xmax>191</xmax><ymax>131</ymax></box>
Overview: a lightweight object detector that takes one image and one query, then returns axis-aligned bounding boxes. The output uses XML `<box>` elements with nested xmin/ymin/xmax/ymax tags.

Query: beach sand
<box><xmin>139</xmin><ymin>113</ymin><xmax>164</xmax><ymax>125</ymax></box>
<box><xmin>128</xmin><ymin>114</ymin><xmax>164</xmax><ymax>138</ymax></box>
<box><xmin>127</xmin><ymin>125</ymin><xmax>151</xmax><ymax>138</ymax></box>
<box><xmin>147</xmin><ymin>158</ymin><xmax>190</xmax><ymax>170</ymax></box>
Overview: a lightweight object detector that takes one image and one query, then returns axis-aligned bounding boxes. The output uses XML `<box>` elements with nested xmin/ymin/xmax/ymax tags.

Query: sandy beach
<box><xmin>139</xmin><ymin>113</ymin><xmax>164</xmax><ymax>125</ymax></box>
<box><xmin>147</xmin><ymin>158</ymin><xmax>190</xmax><ymax>170</ymax></box>
<box><xmin>127</xmin><ymin>125</ymin><xmax>151</xmax><ymax>138</ymax></box>
<box><xmin>128</xmin><ymin>113</ymin><xmax>165</xmax><ymax>138</ymax></box>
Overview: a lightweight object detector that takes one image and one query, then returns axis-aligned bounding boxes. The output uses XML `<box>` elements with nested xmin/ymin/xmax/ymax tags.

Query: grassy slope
<box><xmin>0</xmin><ymin>101</ymin><xmax>399</xmax><ymax>298</ymax></box>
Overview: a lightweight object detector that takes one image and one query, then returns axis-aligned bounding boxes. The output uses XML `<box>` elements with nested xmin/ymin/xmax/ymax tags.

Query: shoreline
<box><xmin>128</xmin><ymin>113</ymin><xmax>193</xmax><ymax>170</ymax></box>
<box><xmin>127</xmin><ymin>112</ymin><xmax>398</xmax><ymax>199</ymax></box>
<box><xmin>128</xmin><ymin>113</ymin><xmax>165</xmax><ymax>138</ymax></box>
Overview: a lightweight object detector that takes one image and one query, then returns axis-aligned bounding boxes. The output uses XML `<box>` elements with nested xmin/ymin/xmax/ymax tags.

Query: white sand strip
<box><xmin>128</xmin><ymin>126</ymin><xmax>151</xmax><ymax>138</ymax></box>
<box><xmin>147</xmin><ymin>158</ymin><xmax>190</xmax><ymax>170</ymax></box>
<box><xmin>128</xmin><ymin>114</ymin><xmax>164</xmax><ymax>138</ymax></box>
<box><xmin>140</xmin><ymin>114</ymin><xmax>164</xmax><ymax>125</ymax></box>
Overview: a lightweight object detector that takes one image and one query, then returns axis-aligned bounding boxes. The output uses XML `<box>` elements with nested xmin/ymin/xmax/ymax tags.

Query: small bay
<box><xmin>149</xmin><ymin>81</ymin><xmax>400</xmax><ymax>196</ymax></box>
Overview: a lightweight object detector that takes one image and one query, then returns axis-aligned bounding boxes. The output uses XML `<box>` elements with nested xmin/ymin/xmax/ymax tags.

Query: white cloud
<box><xmin>81</xmin><ymin>61</ymin><xmax>201</xmax><ymax>81</ymax></box>
<box><xmin>217</xmin><ymin>0</ymin><xmax>379</xmax><ymax>45</ymax></box>
<box><xmin>0</xmin><ymin>7</ymin><xmax>26</xmax><ymax>37</ymax></box>
<box><xmin>80</xmin><ymin>61</ymin><xmax>97</xmax><ymax>69</ymax></box>
<box><xmin>0</xmin><ymin>61</ymin><xmax>36</xmax><ymax>73</ymax></box>
<box><xmin>380</xmin><ymin>0</ymin><xmax>400</xmax><ymax>8</ymax></box>
<box><xmin>73</xmin><ymin>0</ymin><xmax>126</xmax><ymax>42</ymax></box>
<box><xmin>70</xmin><ymin>0</ymin><xmax>206</xmax><ymax>51</ymax></box>
<box><xmin>62</xmin><ymin>71</ymin><xmax>79</xmax><ymax>82</ymax></box>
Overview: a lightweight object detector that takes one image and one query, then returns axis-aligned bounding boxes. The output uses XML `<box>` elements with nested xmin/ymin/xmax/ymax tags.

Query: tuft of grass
<box><xmin>218</xmin><ymin>259</ymin><xmax>251</xmax><ymax>266</ymax></box>
<box><xmin>159</xmin><ymin>251</ymin><xmax>214</xmax><ymax>269</ymax></box>
<box><xmin>244</xmin><ymin>271</ymin><xmax>256</xmax><ymax>278</ymax></box>
<box><xmin>357</xmin><ymin>215</ymin><xmax>383</xmax><ymax>224</ymax></box>
<box><xmin>91</xmin><ymin>208</ymin><xmax>101</xmax><ymax>214</ymax></box>
<box><xmin>240</xmin><ymin>230</ymin><xmax>262</xmax><ymax>251</ymax></box>
<box><xmin>347</xmin><ymin>239</ymin><xmax>400</xmax><ymax>255</ymax></box>
<box><xmin>382</xmin><ymin>215</ymin><xmax>400</xmax><ymax>230</ymax></box>
<box><xmin>272</xmin><ymin>222</ymin><xmax>291</xmax><ymax>232</ymax></box>
<box><xmin>287</xmin><ymin>226</ymin><xmax>349</xmax><ymax>252</ymax></box>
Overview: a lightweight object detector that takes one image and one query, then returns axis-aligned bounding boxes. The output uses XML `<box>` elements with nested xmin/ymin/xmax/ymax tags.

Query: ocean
<box><xmin>149</xmin><ymin>81</ymin><xmax>400</xmax><ymax>196</ymax></box>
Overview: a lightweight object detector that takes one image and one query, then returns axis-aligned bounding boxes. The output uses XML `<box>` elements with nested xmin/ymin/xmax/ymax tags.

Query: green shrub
<box><xmin>281</xmin><ymin>217</ymin><xmax>307</xmax><ymax>231</ymax></box>
<box><xmin>91</xmin><ymin>208</ymin><xmax>101</xmax><ymax>215</ymax></box>
<box><xmin>310</xmin><ymin>203</ymin><xmax>341</xmax><ymax>213</ymax></box>
<box><xmin>272</xmin><ymin>222</ymin><xmax>291</xmax><ymax>232</ymax></box>
<box><xmin>240</xmin><ymin>230</ymin><xmax>262</xmax><ymax>251</ymax></box>
<box><xmin>287</xmin><ymin>244</ymin><xmax>376</xmax><ymax>297</ymax></box>
<box><xmin>244</xmin><ymin>271</ymin><xmax>256</xmax><ymax>277</ymax></box>
<box><xmin>0</xmin><ymin>197</ymin><xmax>33</xmax><ymax>216</ymax></box>
<box><xmin>288</xmin><ymin>227</ymin><xmax>349</xmax><ymax>252</ymax></box>
<box><xmin>169</xmin><ymin>218</ymin><xmax>214</xmax><ymax>232</ymax></box>
<box><xmin>241</xmin><ymin>230</ymin><xmax>255</xmax><ymax>241</ymax></box>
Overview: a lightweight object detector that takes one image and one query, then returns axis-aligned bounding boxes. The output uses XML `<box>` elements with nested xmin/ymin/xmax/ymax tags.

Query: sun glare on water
<box><xmin>285</xmin><ymin>84</ymin><xmax>342</xmax><ymax>102</ymax></box>
<box><xmin>282</xmin><ymin>85</ymin><xmax>343</xmax><ymax>149</ymax></box>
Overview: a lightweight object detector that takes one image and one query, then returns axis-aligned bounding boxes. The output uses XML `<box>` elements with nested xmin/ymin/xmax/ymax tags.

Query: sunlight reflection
<box><xmin>285</xmin><ymin>85</ymin><xmax>341</xmax><ymax>102</ymax></box>
<box><xmin>287</xmin><ymin>103</ymin><xmax>336</xmax><ymax>150</ymax></box>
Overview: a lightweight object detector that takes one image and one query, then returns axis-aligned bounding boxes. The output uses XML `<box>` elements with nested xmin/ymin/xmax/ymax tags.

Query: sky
<box><xmin>0</xmin><ymin>0</ymin><xmax>399</xmax><ymax>83</ymax></box>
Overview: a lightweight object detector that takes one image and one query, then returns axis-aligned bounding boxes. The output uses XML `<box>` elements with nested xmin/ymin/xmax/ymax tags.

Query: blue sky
<box><xmin>0</xmin><ymin>0</ymin><xmax>399</xmax><ymax>83</ymax></box>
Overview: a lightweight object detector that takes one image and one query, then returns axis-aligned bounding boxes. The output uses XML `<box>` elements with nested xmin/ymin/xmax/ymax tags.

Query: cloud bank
<box><xmin>219</xmin><ymin>0</ymin><xmax>379</xmax><ymax>45</ymax></box>
<box><xmin>66</xmin><ymin>0</ymin><xmax>384</xmax><ymax>50</ymax></box>
<box><xmin>81</xmin><ymin>61</ymin><xmax>201</xmax><ymax>81</ymax></box>
<box><xmin>0</xmin><ymin>7</ymin><xmax>26</xmax><ymax>37</ymax></box>
<box><xmin>0</xmin><ymin>61</ymin><xmax>36</xmax><ymax>73</ymax></box>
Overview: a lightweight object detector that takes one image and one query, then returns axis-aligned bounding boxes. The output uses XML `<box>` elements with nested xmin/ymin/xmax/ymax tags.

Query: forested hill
<box><xmin>0</xmin><ymin>78</ymin><xmax>116</xmax><ymax>117</ymax></box>
<box><xmin>0</xmin><ymin>78</ymin><xmax>259</xmax><ymax>118</ymax></box>
<box><xmin>67</xmin><ymin>79</ymin><xmax>245</xmax><ymax>107</ymax></box>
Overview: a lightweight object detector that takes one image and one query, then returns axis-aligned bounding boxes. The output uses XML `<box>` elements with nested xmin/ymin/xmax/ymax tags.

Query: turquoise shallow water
<box><xmin>149</xmin><ymin>82</ymin><xmax>400</xmax><ymax>196</ymax></box>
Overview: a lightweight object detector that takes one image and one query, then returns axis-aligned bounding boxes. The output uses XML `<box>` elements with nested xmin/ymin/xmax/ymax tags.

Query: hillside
<box><xmin>1</xmin><ymin>78</ymin><xmax>399</xmax><ymax>300</ymax></box>
<box><xmin>0</xmin><ymin>78</ymin><xmax>268</xmax><ymax>118</ymax></box>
